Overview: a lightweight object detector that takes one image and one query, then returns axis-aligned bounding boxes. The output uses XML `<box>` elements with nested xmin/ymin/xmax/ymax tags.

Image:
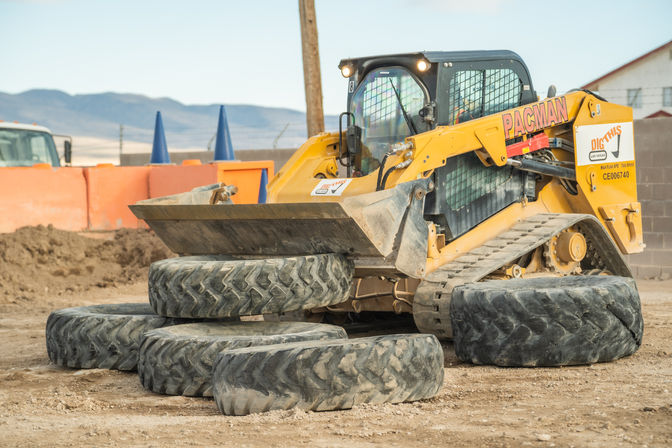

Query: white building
<box><xmin>582</xmin><ymin>40</ymin><xmax>672</xmax><ymax>119</ymax></box>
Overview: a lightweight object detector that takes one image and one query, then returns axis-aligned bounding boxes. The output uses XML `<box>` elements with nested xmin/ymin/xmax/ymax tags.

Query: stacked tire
<box><xmin>46</xmin><ymin>303</ymin><xmax>196</xmax><ymax>371</ymax></box>
<box><xmin>45</xmin><ymin>253</ymin><xmax>446</xmax><ymax>415</ymax></box>
<box><xmin>450</xmin><ymin>275</ymin><xmax>644</xmax><ymax>367</ymax></box>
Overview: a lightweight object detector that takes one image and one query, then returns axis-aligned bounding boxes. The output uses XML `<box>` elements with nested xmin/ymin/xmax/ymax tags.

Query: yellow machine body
<box><xmin>266</xmin><ymin>90</ymin><xmax>643</xmax><ymax>277</ymax></box>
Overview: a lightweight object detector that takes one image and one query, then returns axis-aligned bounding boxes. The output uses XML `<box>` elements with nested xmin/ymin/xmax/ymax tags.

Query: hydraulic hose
<box><xmin>379</xmin><ymin>158</ymin><xmax>413</xmax><ymax>191</ymax></box>
<box><xmin>375</xmin><ymin>152</ymin><xmax>392</xmax><ymax>191</ymax></box>
<box><xmin>507</xmin><ymin>158</ymin><xmax>576</xmax><ymax>181</ymax></box>
<box><xmin>379</xmin><ymin>165</ymin><xmax>397</xmax><ymax>191</ymax></box>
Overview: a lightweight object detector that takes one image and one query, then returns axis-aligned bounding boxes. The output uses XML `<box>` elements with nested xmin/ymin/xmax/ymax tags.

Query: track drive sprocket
<box><xmin>543</xmin><ymin>227</ymin><xmax>586</xmax><ymax>275</ymax></box>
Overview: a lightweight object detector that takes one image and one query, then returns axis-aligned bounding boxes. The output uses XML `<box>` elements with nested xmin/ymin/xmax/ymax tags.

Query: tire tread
<box><xmin>212</xmin><ymin>334</ymin><xmax>444</xmax><ymax>415</ymax></box>
<box><xmin>450</xmin><ymin>275</ymin><xmax>644</xmax><ymax>366</ymax></box>
<box><xmin>148</xmin><ymin>255</ymin><xmax>353</xmax><ymax>318</ymax></box>
<box><xmin>137</xmin><ymin>321</ymin><xmax>348</xmax><ymax>397</ymax></box>
<box><xmin>45</xmin><ymin>303</ymin><xmax>193</xmax><ymax>371</ymax></box>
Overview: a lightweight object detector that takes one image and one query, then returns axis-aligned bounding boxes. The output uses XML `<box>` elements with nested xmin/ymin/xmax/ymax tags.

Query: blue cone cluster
<box><xmin>150</xmin><ymin>105</ymin><xmax>236</xmax><ymax>164</ymax></box>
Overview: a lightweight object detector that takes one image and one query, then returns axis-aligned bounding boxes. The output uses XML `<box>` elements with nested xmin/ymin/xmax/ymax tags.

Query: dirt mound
<box><xmin>0</xmin><ymin>225</ymin><xmax>174</xmax><ymax>303</ymax></box>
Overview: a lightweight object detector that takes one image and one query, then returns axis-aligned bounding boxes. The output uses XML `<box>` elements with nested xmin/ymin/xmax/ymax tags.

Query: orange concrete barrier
<box><xmin>149</xmin><ymin>161</ymin><xmax>273</xmax><ymax>204</ymax></box>
<box><xmin>1</xmin><ymin>160</ymin><xmax>274</xmax><ymax>232</ymax></box>
<box><xmin>149</xmin><ymin>164</ymin><xmax>216</xmax><ymax>199</ymax></box>
<box><xmin>84</xmin><ymin>165</ymin><xmax>150</xmax><ymax>230</ymax></box>
<box><xmin>215</xmin><ymin>161</ymin><xmax>273</xmax><ymax>204</ymax></box>
<box><xmin>0</xmin><ymin>167</ymin><xmax>88</xmax><ymax>233</ymax></box>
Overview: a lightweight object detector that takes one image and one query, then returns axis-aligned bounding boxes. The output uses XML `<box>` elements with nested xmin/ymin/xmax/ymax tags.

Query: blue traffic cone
<box><xmin>258</xmin><ymin>169</ymin><xmax>268</xmax><ymax>204</ymax></box>
<box><xmin>213</xmin><ymin>105</ymin><xmax>235</xmax><ymax>161</ymax></box>
<box><xmin>150</xmin><ymin>111</ymin><xmax>170</xmax><ymax>164</ymax></box>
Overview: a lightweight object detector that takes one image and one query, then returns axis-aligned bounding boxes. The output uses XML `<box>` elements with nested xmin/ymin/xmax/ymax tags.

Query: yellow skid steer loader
<box><xmin>132</xmin><ymin>50</ymin><xmax>644</xmax><ymax>367</ymax></box>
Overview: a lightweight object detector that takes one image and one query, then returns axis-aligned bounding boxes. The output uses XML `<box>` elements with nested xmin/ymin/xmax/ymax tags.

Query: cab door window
<box><xmin>350</xmin><ymin>67</ymin><xmax>429</xmax><ymax>175</ymax></box>
<box><xmin>443</xmin><ymin>67</ymin><xmax>523</xmax><ymax>125</ymax></box>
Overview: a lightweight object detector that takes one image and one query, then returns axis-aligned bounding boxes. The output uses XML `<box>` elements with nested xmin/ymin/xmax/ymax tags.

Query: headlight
<box><xmin>416</xmin><ymin>59</ymin><xmax>430</xmax><ymax>72</ymax></box>
<box><xmin>340</xmin><ymin>65</ymin><xmax>353</xmax><ymax>78</ymax></box>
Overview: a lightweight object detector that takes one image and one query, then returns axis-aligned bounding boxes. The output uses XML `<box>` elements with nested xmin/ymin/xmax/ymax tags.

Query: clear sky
<box><xmin>1</xmin><ymin>0</ymin><xmax>671</xmax><ymax>115</ymax></box>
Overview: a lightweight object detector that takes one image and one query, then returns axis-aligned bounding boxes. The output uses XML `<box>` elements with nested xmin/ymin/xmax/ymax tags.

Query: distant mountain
<box><xmin>0</xmin><ymin>89</ymin><xmax>339</xmax><ymax>150</ymax></box>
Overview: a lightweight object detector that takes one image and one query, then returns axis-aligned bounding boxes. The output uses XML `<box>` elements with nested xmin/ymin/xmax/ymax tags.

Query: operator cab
<box><xmin>339</xmin><ymin>51</ymin><xmax>536</xmax><ymax>176</ymax></box>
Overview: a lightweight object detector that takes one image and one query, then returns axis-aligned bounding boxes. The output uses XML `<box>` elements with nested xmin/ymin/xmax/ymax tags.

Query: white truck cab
<box><xmin>0</xmin><ymin>121</ymin><xmax>71</xmax><ymax>167</ymax></box>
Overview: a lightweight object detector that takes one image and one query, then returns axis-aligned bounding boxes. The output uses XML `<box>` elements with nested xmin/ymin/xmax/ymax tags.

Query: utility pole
<box><xmin>298</xmin><ymin>0</ymin><xmax>324</xmax><ymax>137</ymax></box>
<box><xmin>119</xmin><ymin>124</ymin><xmax>124</xmax><ymax>165</ymax></box>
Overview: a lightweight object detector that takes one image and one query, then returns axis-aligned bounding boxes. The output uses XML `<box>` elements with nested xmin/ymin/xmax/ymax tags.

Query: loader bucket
<box><xmin>130</xmin><ymin>179</ymin><xmax>431</xmax><ymax>278</ymax></box>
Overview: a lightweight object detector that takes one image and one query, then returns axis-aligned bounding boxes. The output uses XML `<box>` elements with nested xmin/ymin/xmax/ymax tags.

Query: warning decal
<box><xmin>310</xmin><ymin>179</ymin><xmax>352</xmax><ymax>197</ymax></box>
<box><xmin>575</xmin><ymin>122</ymin><xmax>634</xmax><ymax>166</ymax></box>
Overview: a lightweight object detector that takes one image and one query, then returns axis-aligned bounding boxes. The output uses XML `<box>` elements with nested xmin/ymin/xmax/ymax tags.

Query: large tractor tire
<box><xmin>212</xmin><ymin>334</ymin><xmax>444</xmax><ymax>415</ymax></box>
<box><xmin>138</xmin><ymin>321</ymin><xmax>347</xmax><ymax>397</ymax></box>
<box><xmin>450</xmin><ymin>275</ymin><xmax>643</xmax><ymax>367</ymax></box>
<box><xmin>148</xmin><ymin>254</ymin><xmax>354</xmax><ymax>318</ymax></box>
<box><xmin>46</xmin><ymin>303</ymin><xmax>195</xmax><ymax>371</ymax></box>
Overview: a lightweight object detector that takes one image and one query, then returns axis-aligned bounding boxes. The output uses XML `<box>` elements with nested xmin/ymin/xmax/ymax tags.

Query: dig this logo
<box><xmin>589</xmin><ymin>125</ymin><xmax>622</xmax><ymax>162</ymax></box>
<box><xmin>310</xmin><ymin>178</ymin><xmax>353</xmax><ymax>196</ymax></box>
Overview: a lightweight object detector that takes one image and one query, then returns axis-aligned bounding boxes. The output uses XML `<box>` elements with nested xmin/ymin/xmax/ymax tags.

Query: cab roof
<box><xmin>339</xmin><ymin>50</ymin><xmax>526</xmax><ymax>69</ymax></box>
<box><xmin>0</xmin><ymin>121</ymin><xmax>53</xmax><ymax>134</ymax></box>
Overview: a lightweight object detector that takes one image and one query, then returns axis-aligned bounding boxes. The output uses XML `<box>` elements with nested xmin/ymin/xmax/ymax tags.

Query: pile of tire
<box><xmin>45</xmin><ymin>254</ymin><xmax>446</xmax><ymax>415</ymax></box>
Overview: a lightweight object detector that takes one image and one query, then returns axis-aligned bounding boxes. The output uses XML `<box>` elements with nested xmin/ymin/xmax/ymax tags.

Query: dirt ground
<box><xmin>0</xmin><ymin>230</ymin><xmax>671</xmax><ymax>447</ymax></box>
<box><xmin>0</xmin><ymin>225</ymin><xmax>173</xmax><ymax>303</ymax></box>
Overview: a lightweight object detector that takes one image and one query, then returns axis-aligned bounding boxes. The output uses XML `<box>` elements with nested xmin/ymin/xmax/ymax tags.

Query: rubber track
<box><xmin>450</xmin><ymin>275</ymin><xmax>643</xmax><ymax>366</ymax></box>
<box><xmin>148</xmin><ymin>254</ymin><xmax>354</xmax><ymax>318</ymax></box>
<box><xmin>45</xmin><ymin>303</ymin><xmax>197</xmax><ymax>371</ymax></box>
<box><xmin>413</xmin><ymin>213</ymin><xmax>632</xmax><ymax>339</ymax></box>
<box><xmin>212</xmin><ymin>334</ymin><xmax>444</xmax><ymax>415</ymax></box>
<box><xmin>138</xmin><ymin>321</ymin><xmax>347</xmax><ymax>397</ymax></box>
